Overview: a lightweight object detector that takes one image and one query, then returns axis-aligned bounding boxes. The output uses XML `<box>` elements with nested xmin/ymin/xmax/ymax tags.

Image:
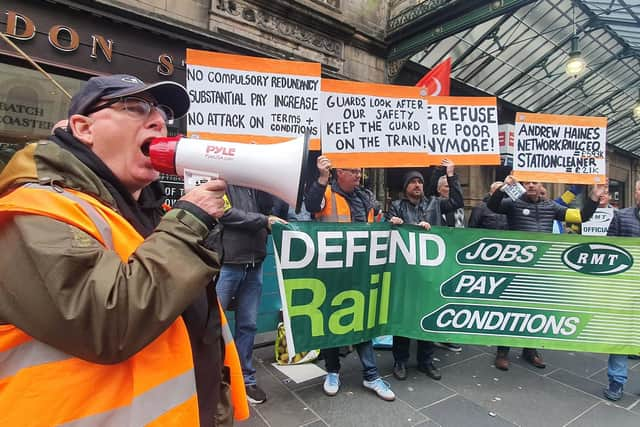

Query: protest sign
<box><xmin>321</xmin><ymin>78</ymin><xmax>429</xmax><ymax>167</ymax></box>
<box><xmin>424</xmin><ymin>97</ymin><xmax>500</xmax><ymax>165</ymax></box>
<box><xmin>272</xmin><ymin>222</ymin><xmax>640</xmax><ymax>356</ymax></box>
<box><xmin>159</xmin><ymin>173</ymin><xmax>184</xmax><ymax>207</ymax></box>
<box><xmin>499</xmin><ymin>124</ymin><xmax>515</xmax><ymax>167</ymax></box>
<box><xmin>513</xmin><ymin>113</ymin><xmax>607</xmax><ymax>184</ymax></box>
<box><xmin>581</xmin><ymin>208</ymin><xmax>614</xmax><ymax>236</ymax></box>
<box><xmin>186</xmin><ymin>49</ymin><xmax>321</xmax><ymax>149</ymax></box>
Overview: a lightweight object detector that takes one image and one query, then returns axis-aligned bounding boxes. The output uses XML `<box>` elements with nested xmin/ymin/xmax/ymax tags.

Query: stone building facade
<box><xmin>1</xmin><ymin>0</ymin><xmax>637</xmax><ymax>210</ymax></box>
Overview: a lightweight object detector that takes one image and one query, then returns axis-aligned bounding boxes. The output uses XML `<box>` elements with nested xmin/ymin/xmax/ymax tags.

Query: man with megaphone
<box><xmin>305</xmin><ymin>155</ymin><xmax>396</xmax><ymax>402</ymax></box>
<box><xmin>0</xmin><ymin>74</ymin><xmax>248</xmax><ymax>426</ymax></box>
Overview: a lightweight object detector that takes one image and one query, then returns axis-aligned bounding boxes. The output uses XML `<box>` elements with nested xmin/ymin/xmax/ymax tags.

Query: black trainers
<box><xmin>393</xmin><ymin>362</ymin><xmax>407</xmax><ymax>380</ymax></box>
<box><xmin>246</xmin><ymin>384</ymin><xmax>267</xmax><ymax>404</ymax></box>
<box><xmin>417</xmin><ymin>363</ymin><xmax>442</xmax><ymax>380</ymax></box>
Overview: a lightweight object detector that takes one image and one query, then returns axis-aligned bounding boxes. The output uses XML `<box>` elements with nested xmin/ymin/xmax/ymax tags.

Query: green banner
<box><xmin>272</xmin><ymin>222</ymin><xmax>640</xmax><ymax>356</ymax></box>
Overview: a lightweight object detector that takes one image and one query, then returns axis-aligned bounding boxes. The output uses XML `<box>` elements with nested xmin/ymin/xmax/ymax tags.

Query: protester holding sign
<box><xmin>304</xmin><ymin>155</ymin><xmax>395</xmax><ymax>402</ymax></box>
<box><xmin>386</xmin><ymin>163</ymin><xmax>463</xmax><ymax>381</ymax></box>
<box><xmin>487</xmin><ymin>175</ymin><xmax>605</xmax><ymax>371</ymax></box>
<box><xmin>435</xmin><ymin>174</ymin><xmax>465</xmax><ymax>229</ymax></box>
<box><xmin>561</xmin><ymin>185</ymin><xmax>613</xmax><ymax>235</ymax></box>
<box><xmin>603</xmin><ymin>179</ymin><xmax>640</xmax><ymax>401</ymax></box>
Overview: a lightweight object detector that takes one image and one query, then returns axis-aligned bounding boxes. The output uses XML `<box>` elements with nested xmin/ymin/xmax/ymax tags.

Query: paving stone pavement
<box><xmin>238</xmin><ymin>344</ymin><xmax>640</xmax><ymax>427</ymax></box>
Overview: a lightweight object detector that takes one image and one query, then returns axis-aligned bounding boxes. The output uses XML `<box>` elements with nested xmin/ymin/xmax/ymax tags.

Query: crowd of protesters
<box><xmin>0</xmin><ymin>74</ymin><xmax>635</xmax><ymax>426</ymax></box>
<box><xmin>298</xmin><ymin>157</ymin><xmax>634</xmax><ymax>405</ymax></box>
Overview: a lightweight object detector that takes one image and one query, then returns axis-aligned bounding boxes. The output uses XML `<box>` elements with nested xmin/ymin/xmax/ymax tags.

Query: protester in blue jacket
<box><xmin>603</xmin><ymin>179</ymin><xmax>640</xmax><ymax>401</ymax></box>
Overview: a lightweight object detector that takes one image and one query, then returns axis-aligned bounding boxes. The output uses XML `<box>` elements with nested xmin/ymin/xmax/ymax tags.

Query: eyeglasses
<box><xmin>84</xmin><ymin>96</ymin><xmax>174</xmax><ymax>123</ymax></box>
<box><xmin>340</xmin><ymin>168</ymin><xmax>362</xmax><ymax>176</ymax></box>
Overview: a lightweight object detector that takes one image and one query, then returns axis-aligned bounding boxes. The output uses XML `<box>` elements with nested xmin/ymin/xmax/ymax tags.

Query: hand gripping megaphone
<box><xmin>149</xmin><ymin>134</ymin><xmax>309</xmax><ymax>212</ymax></box>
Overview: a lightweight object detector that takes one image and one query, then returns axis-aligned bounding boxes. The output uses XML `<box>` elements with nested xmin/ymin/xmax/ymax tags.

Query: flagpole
<box><xmin>0</xmin><ymin>32</ymin><xmax>72</xmax><ymax>100</ymax></box>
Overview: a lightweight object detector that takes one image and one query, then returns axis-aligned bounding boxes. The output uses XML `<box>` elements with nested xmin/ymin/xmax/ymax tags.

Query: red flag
<box><xmin>415</xmin><ymin>57</ymin><xmax>451</xmax><ymax>96</ymax></box>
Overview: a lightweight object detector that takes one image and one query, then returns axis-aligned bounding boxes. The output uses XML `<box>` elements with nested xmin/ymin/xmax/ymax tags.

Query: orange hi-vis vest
<box><xmin>315</xmin><ymin>186</ymin><xmax>374</xmax><ymax>223</ymax></box>
<box><xmin>0</xmin><ymin>184</ymin><xmax>249</xmax><ymax>426</ymax></box>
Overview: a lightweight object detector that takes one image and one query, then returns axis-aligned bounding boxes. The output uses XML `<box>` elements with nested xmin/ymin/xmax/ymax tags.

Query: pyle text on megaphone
<box><xmin>149</xmin><ymin>134</ymin><xmax>309</xmax><ymax>212</ymax></box>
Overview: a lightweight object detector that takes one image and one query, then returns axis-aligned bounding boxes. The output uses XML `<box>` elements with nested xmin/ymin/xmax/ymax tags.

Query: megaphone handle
<box><xmin>183</xmin><ymin>168</ymin><xmax>221</xmax><ymax>193</ymax></box>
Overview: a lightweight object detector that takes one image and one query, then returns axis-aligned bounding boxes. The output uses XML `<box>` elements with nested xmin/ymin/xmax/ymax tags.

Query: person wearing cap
<box><xmin>0</xmin><ymin>74</ymin><xmax>248</xmax><ymax>426</ymax></box>
<box><xmin>304</xmin><ymin>156</ymin><xmax>395</xmax><ymax>402</ymax></box>
<box><xmin>386</xmin><ymin>160</ymin><xmax>463</xmax><ymax>381</ymax></box>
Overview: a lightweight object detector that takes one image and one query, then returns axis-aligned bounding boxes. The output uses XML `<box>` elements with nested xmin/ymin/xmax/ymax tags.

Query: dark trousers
<box><xmin>392</xmin><ymin>337</ymin><xmax>434</xmax><ymax>367</ymax></box>
<box><xmin>497</xmin><ymin>346</ymin><xmax>537</xmax><ymax>355</ymax></box>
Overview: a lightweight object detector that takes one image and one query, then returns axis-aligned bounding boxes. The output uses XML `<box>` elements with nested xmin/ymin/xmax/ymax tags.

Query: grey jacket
<box><xmin>218</xmin><ymin>184</ymin><xmax>272</xmax><ymax>265</ymax></box>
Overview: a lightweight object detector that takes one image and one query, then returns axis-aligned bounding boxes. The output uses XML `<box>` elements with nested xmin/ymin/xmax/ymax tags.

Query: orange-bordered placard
<box><xmin>321</xmin><ymin>78</ymin><xmax>430</xmax><ymax>168</ymax></box>
<box><xmin>423</xmin><ymin>96</ymin><xmax>500</xmax><ymax>166</ymax></box>
<box><xmin>513</xmin><ymin>112</ymin><xmax>607</xmax><ymax>185</ymax></box>
<box><xmin>185</xmin><ymin>49</ymin><xmax>322</xmax><ymax>149</ymax></box>
<box><xmin>321</xmin><ymin>78</ymin><xmax>501</xmax><ymax>168</ymax></box>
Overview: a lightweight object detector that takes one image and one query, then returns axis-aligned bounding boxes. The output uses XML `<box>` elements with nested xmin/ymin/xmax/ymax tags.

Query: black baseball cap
<box><xmin>68</xmin><ymin>74</ymin><xmax>190</xmax><ymax>119</ymax></box>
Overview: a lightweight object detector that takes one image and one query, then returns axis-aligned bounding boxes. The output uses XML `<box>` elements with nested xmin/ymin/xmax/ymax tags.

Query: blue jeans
<box><xmin>216</xmin><ymin>262</ymin><xmax>263</xmax><ymax>386</ymax></box>
<box><xmin>322</xmin><ymin>341</ymin><xmax>379</xmax><ymax>382</ymax></box>
<box><xmin>392</xmin><ymin>337</ymin><xmax>434</xmax><ymax>367</ymax></box>
<box><xmin>608</xmin><ymin>354</ymin><xmax>628</xmax><ymax>385</ymax></box>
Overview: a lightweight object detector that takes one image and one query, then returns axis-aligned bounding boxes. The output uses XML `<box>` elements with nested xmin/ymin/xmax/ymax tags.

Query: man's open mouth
<box><xmin>141</xmin><ymin>139</ymin><xmax>152</xmax><ymax>156</ymax></box>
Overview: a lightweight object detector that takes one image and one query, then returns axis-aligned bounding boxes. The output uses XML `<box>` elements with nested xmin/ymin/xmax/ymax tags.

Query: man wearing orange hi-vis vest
<box><xmin>0</xmin><ymin>75</ymin><xmax>249</xmax><ymax>426</ymax></box>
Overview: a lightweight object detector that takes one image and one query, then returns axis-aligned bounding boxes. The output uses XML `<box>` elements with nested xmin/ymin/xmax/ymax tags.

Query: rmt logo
<box><xmin>562</xmin><ymin>243</ymin><xmax>632</xmax><ymax>275</ymax></box>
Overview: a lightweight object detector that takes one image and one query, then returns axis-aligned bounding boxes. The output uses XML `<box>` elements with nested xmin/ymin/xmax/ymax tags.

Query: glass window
<box><xmin>0</xmin><ymin>62</ymin><xmax>84</xmax><ymax>172</ymax></box>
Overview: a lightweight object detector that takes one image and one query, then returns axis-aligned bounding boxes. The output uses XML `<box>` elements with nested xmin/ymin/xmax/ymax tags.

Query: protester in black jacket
<box><xmin>487</xmin><ymin>175</ymin><xmax>604</xmax><ymax>371</ymax></box>
<box><xmin>468</xmin><ymin>181</ymin><xmax>508</xmax><ymax>229</ymax></box>
<box><xmin>215</xmin><ymin>185</ymin><xmax>286</xmax><ymax>404</ymax></box>
<box><xmin>487</xmin><ymin>178</ymin><xmax>600</xmax><ymax>233</ymax></box>
<box><xmin>386</xmin><ymin>161</ymin><xmax>462</xmax><ymax>381</ymax></box>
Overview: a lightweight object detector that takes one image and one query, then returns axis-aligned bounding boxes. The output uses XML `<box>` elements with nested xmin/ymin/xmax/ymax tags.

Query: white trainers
<box><xmin>362</xmin><ymin>378</ymin><xmax>395</xmax><ymax>401</ymax></box>
<box><xmin>323</xmin><ymin>373</ymin><xmax>340</xmax><ymax>396</ymax></box>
